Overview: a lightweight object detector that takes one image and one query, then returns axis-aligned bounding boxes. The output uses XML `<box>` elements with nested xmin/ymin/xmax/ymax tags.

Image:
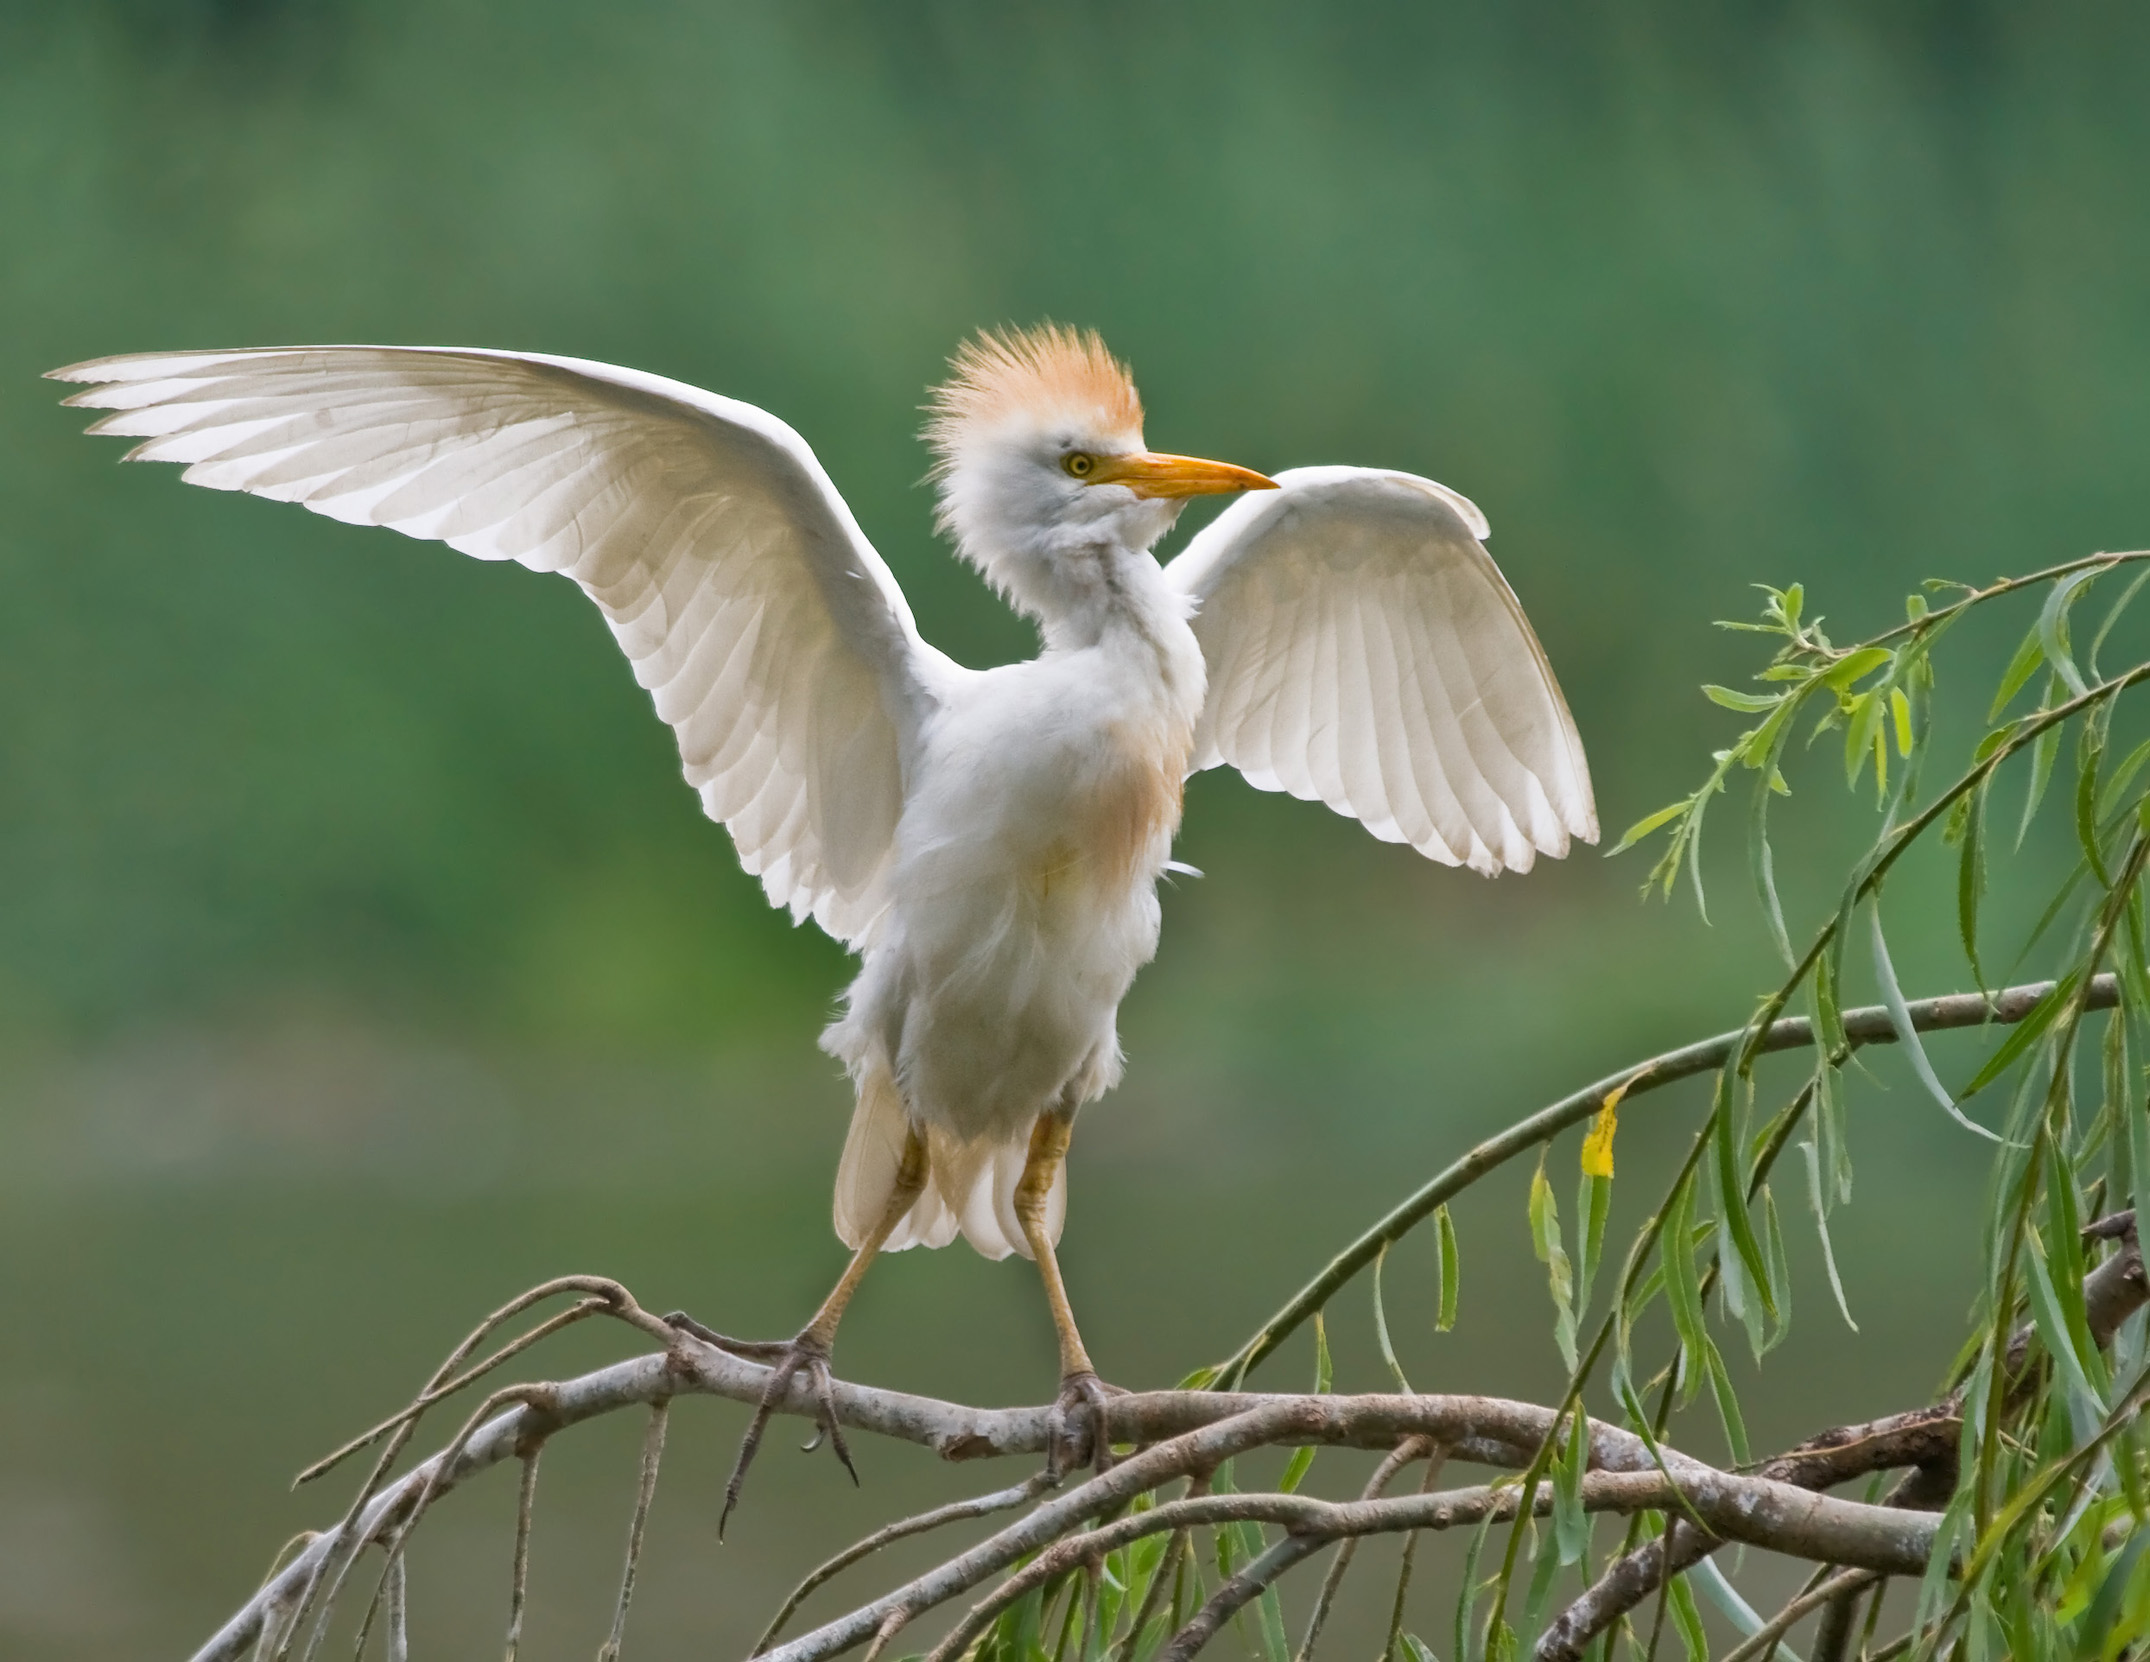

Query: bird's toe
<box><xmin>1047</xmin><ymin>1370</ymin><xmax>1125</xmax><ymax>1477</ymax></box>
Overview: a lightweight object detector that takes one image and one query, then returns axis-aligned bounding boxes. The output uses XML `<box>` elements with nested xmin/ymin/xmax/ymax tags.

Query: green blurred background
<box><xmin>5</xmin><ymin>3</ymin><xmax>2150</xmax><ymax>1657</ymax></box>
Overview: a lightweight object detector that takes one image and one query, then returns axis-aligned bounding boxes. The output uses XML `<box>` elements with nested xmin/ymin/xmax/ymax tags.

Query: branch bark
<box><xmin>190</xmin><ymin>1341</ymin><xmax>1947</xmax><ymax>1662</ymax></box>
<box><xmin>181</xmin><ymin>977</ymin><xmax>2129</xmax><ymax>1662</ymax></box>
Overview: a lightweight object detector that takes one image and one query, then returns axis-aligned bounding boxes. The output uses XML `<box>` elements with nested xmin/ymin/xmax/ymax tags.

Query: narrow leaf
<box><xmin>1760</xmin><ymin>1187</ymin><xmax>1792</xmax><ymax>1354</ymax></box>
<box><xmin>1254</xmin><ymin>1583</ymin><xmax>1290</xmax><ymax>1662</ymax></box>
<box><xmin>1890</xmin><ymin>685</ymin><xmax>1914</xmax><ymax>754</ymax></box>
<box><xmin>1749</xmin><ymin>771</ymin><xmax>1795</xmax><ymax>967</ymax></box>
<box><xmin>1576</xmin><ymin>1167</ymin><xmax>1612</xmax><ymax>1315</ymax></box>
<box><xmin>1959</xmin><ymin>971</ymin><xmax>2080</xmax><ymax>1100</ymax></box>
<box><xmin>1665</xmin><ymin>1574</ymin><xmax>1708</xmax><ymax>1662</ymax></box>
<box><xmin>2038</xmin><ymin>564</ymin><xmax>2101</xmax><ymax>698</ymax></box>
<box><xmin>1710</xmin><ymin>1079</ymin><xmax>1778</xmax><ymax>1326</ymax></box>
<box><xmin>2097</xmin><ymin>735</ymin><xmax>2150</xmax><ymax>821</ymax></box>
<box><xmin>1435</xmin><ymin>1206</ymin><xmax>1460</xmax><ymax>1332</ymax></box>
<box><xmin>1989</xmin><ymin>622</ymin><xmax>2047</xmax><ymax>721</ymax></box>
<box><xmin>1277</xmin><ymin>1313</ymin><xmax>1332</xmax><ymax>1494</ymax></box>
<box><xmin>2020</xmin><ymin>702</ymin><xmax>2063</xmax><ymax>849</ymax></box>
<box><xmin>1580</xmin><ymin>1080</ymin><xmax>1626</xmax><ymax>1180</ymax></box>
<box><xmin>1530</xmin><ymin>1154</ymin><xmax>1579</xmax><ymax>1371</ymax></box>
<box><xmin>2077</xmin><ymin>705</ymin><xmax>2114</xmax><ymax>887</ymax></box>
<box><xmin>2024</xmin><ymin>1230</ymin><xmax>2105</xmax><ymax>1445</ymax></box>
<box><xmin>1690</xmin><ymin>1559</ymin><xmax>1785</xmax><ymax>1654</ymax></box>
<box><xmin>1703</xmin><ymin>684</ymin><xmax>1782</xmax><ymax>713</ymax></box>
<box><xmin>1868</xmin><ymin>900</ymin><xmax>2004</xmax><ymax>1141</ymax></box>
<box><xmin>1552</xmin><ymin>1404</ymin><xmax>1588</xmax><ymax>1565</ymax></box>
<box><xmin>1373</xmin><ymin>1241</ymin><xmax>1412</xmax><ymax>1393</ymax></box>
<box><xmin>1959</xmin><ymin>777</ymin><xmax>1989</xmax><ymax>988</ymax></box>
<box><xmin>1663</xmin><ymin>1180</ymin><xmax>1709</xmax><ymax>1405</ymax></box>
<box><xmin>1610</xmin><ymin>799</ymin><xmax>1689</xmax><ymax>855</ymax></box>
<box><xmin>1822</xmin><ymin>645</ymin><xmax>1893</xmax><ymax>691</ymax></box>
<box><xmin>1700</xmin><ymin>1336</ymin><xmax>1752</xmax><ymax>1467</ymax></box>
<box><xmin>1800</xmin><ymin>1141</ymin><xmax>1859</xmax><ymax>1331</ymax></box>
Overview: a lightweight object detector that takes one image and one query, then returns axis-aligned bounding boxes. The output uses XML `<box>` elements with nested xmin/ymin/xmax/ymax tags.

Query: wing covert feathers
<box><xmin>1165</xmin><ymin>466</ymin><xmax>1596</xmax><ymax>875</ymax></box>
<box><xmin>51</xmin><ymin>345</ymin><xmax>953</xmax><ymax>944</ymax></box>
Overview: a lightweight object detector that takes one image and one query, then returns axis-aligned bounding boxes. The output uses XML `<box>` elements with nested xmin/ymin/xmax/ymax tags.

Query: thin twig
<box><xmin>298</xmin><ymin>1294</ymin><xmax>610</xmax><ymax>1487</ymax></box>
<box><xmin>1112</xmin><ymin>1472</ymin><xmax>1214</xmax><ymax>1662</ymax></box>
<box><xmin>755</xmin><ymin>1473</ymin><xmax>1059</xmax><ymax>1654</ymax></box>
<box><xmin>504</xmin><ymin>1450</ymin><xmax>541</xmax><ymax>1662</ymax></box>
<box><xmin>1158</xmin><ymin>1535</ymin><xmax>1324</xmax><ymax>1662</ymax></box>
<box><xmin>1379</xmin><ymin>1449</ymin><xmax>1449</xmax><ymax>1662</ymax></box>
<box><xmin>383</xmin><ymin>1554</ymin><xmax>408</xmax><ymax>1662</ymax></box>
<box><xmin>1213</xmin><ymin>976</ymin><xmax>2119</xmax><ymax>1385</ymax></box>
<box><xmin>1294</xmin><ymin>1439</ymin><xmax>1435</xmax><ymax>1662</ymax></box>
<box><xmin>1718</xmin><ymin>1570</ymin><xmax>1881</xmax><ymax>1662</ymax></box>
<box><xmin>597</xmin><ymin>1399</ymin><xmax>671</xmax><ymax>1662</ymax></box>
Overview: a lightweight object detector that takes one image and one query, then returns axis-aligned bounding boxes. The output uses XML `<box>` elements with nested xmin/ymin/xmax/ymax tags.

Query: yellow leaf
<box><xmin>1580</xmin><ymin>1079</ymin><xmax>1632</xmax><ymax>1179</ymax></box>
<box><xmin>1890</xmin><ymin>687</ymin><xmax>1913</xmax><ymax>756</ymax></box>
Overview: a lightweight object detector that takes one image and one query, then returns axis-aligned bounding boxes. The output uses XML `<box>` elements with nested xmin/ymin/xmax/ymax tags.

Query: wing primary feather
<box><xmin>57</xmin><ymin>344</ymin><xmax>953</xmax><ymax>945</ymax></box>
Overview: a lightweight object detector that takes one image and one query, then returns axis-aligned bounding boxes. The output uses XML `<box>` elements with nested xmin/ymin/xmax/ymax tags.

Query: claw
<box><xmin>708</xmin><ymin>1330</ymin><xmax>857</xmax><ymax>1539</ymax></box>
<box><xmin>663</xmin><ymin>1312</ymin><xmax>797</xmax><ymax>1364</ymax></box>
<box><xmin>1047</xmin><ymin>1371</ymin><xmax>1127</xmax><ymax>1478</ymax></box>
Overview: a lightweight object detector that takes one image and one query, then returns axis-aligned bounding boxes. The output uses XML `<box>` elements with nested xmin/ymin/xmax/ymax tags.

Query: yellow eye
<box><xmin>1063</xmin><ymin>452</ymin><xmax>1096</xmax><ymax>479</ymax></box>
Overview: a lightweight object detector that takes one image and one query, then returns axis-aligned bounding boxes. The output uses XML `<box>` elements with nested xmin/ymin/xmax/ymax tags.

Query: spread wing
<box><xmin>51</xmin><ymin>345</ymin><xmax>963</xmax><ymax>944</ymax></box>
<box><xmin>1165</xmin><ymin>466</ymin><xmax>1596</xmax><ymax>875</ymax></box>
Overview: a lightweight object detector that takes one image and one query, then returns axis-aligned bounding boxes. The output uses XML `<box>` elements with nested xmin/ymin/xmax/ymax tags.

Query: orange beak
<box><xmin>1086</xmin><ymin>451</ymin><xmax>1278</xmax><ymax>499</ymax></box>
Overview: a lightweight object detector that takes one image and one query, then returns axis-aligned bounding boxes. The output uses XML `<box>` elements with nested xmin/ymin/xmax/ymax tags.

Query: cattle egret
<box><xmin>51</xmin><ymin>326</ymin><xmax>1596</xmax><ymax>1509</ymax></box>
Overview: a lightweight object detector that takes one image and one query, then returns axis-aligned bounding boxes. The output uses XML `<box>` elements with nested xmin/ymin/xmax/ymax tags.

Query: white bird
<box><xmin>51</xmin><ymin>325</ymin><xmax>1595</xmax><ymax>1505</ymax></box>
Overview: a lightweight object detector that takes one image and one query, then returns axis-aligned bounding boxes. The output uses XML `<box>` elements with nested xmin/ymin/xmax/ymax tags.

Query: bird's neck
<box><xmin>1036</xmin><ymin>539</ymin><xmax>1187</xmax><ymax>649</ymax></box>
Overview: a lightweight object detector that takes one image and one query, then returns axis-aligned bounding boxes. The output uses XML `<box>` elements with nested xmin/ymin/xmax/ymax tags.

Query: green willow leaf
<box><xmin>1750</xmin><ymin>768</ymin><xmax>1795</xmax><ymax>967</ymax></box>
<box><xmin>1277</xmin><ymin>1312</ymin><xmax>1333</xmax><ymax>1494</ymax></box>
<box><xmin>1665</xmin><ymin>1573</ymin><xmax>1708</xmax><ymax>1662</ymax></box>
<box><xmin>2023</xmin><ymin>1231</ymin><xmax>2104</xmax><ymax>1445</ymax></box>
<box><xmin>2088</xmin><ymin>564</ymin><xmax>2150</xmax><ymax>673</ymax></box>
<box><xmin>1575</xmin><ymin>1168</ymin><xmax>1611</xmax><ymax>1315</ymax></box>
<box><xmin>1663</xmin><ymin>1179</ymin><xmax>1709</xmax><ymax>1405</ymax></box>
<box><xmin>1710</xmin><ymin>1078</ymin><xmax>1778</xmax><ymax>1326</ymax></box>
<box><xmin>1959</xmin><ymin>972</ymin><xmax>2080</xmax><ymax>1100</ymax></box>
<box><xmin>1990</xmin><ymin>622</ymin><xmax>2048</xmax><ymax>721</ymax></box>
<box><xmin>1530</xmin><ymin>1154</ymin><xmax>1579</xmax><ymax>1371</ymax></box>
<box><xmin>1700</xmin><ymin>1336</ymin><xmax>1751</xmax><ymax>1466</ymax></box>
<box><xmin>1815</xmin><ymin>1060</ymin><xmax>1852</xmax><ymax>1205</ymax></box>
<box><xmin>2077</xmin><ymin>702</ymin><xmax>2114</xmax><ymax>887</ymax></box>
<box><xmin>1703</xmin><ymin>684</ymin><xmax>1781</xmax><ymax>713</ymax></box>
<box><xmin>1960</xmin><ymin>776</ymin><xmax>1990</xmax><ymax>987</ymax></box>
<box><xmin>1552</xmin><ymin>1404</ymin><xmax>1589</xmax><ymax>1565</ymax></box>
<box><xmin>2038</xmin><ymin>564</ymin><xmax>2102</xmax><ymax>698</ymax></box>
<box><xmin>2019</xmin><ymin>691</ymin><xmax>2064</xmax><ymax>849</ymax></box>
<box><xmin>1454</xmin><ymin>1511</ymin><xmax>1495</xmax><ymax>1662</ymax></box>
<box><xmin>1822</xmin><ymin>645</ymin><xmax>1893</xmax><ymax>691</ymax></box>
<box><xmin>1435</xmin><ymin>1205</ymin><xmax>1460</xmax><ymax>1332</ymax></box>
<box><xmin>1253</xmin><ymin>1581</ymin><xmax>1289</xmax><ymax>1662</ymax></box>
<box><xmin>1760</xmin><ymin>1187</ymin><xmax>1792</xmax><ymax>1355</ymax></box>
<box><xmin>1372</xmin><ymin>1241</ymin><xmax>1412</xmax><ymax>1393</ymax></box>
<box><xmin>1690</xmin><ymin>1560</ymin><xmax>1780</xmax><ymax>1654</ymax></box>
<box><xmin>1800</xmin><ymin>1140</ymin><xmax>1858</xmax><ymax>1331</ymax></box>
<box><xmin>1609</xmin><ymin>799</ymin><xmax>1689</xmax><ymax>854</ymax></box>
<box><xmin>2096</xmin><ymin>735</ymin><xmax>2150</xmax><ymax>820</ymax></box>
<box><xmin>1868</xmin><ymin>899</ymin><xmax>2004</xmax><ymax>1141</ymax></box>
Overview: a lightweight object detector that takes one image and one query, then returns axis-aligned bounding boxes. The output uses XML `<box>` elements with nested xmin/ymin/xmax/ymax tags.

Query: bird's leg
<box><xmin>1014</xmin><ymin>1111</ymin><xmax>1121</xmax><ymax>1475</ymax></box>
<box><xmin>667</xmin><ymin>1128</ymin><xmax>929</xmax><ymax>1536</ymax></box>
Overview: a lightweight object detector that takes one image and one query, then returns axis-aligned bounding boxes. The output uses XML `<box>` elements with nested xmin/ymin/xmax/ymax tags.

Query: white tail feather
<box><xmin>833</xmin><ymin>1064</ymin><xmax>916</xmax><ymax>1248</ymax></box>
<box><xmin>833</xmin><ymin>1070</ymin><xmax>1064</xmax><ymax>1260</ymax></box>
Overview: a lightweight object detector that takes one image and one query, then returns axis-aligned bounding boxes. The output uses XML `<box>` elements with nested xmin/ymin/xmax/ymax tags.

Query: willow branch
<box><xmin>1212</xmin><ymin>975</ymin><xmax>2118</xmax><ymax>1384</ymax></box>
<box><xmin>1536</xmin><ymin>1219</ymin><xmax>2147</xmax><ymax>1661</ymax></box>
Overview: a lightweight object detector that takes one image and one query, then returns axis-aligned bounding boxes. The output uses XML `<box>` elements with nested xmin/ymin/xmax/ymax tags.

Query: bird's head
<box><xmin>925</xmin><ymin>325</ymin><xmax>1274</xmax><ymax>626</ymax></box>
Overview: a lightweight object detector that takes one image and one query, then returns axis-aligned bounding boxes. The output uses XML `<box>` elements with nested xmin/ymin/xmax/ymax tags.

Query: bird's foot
<box><xmin>664</xmin><ymin>1311</ymin><xmax>854</xmax><ymax>1537</ymax></box>
<box><xmin>1047</xmin><ymin>1369</ymin><xmax>1129</xmax><ymax>1478</ymax></box>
